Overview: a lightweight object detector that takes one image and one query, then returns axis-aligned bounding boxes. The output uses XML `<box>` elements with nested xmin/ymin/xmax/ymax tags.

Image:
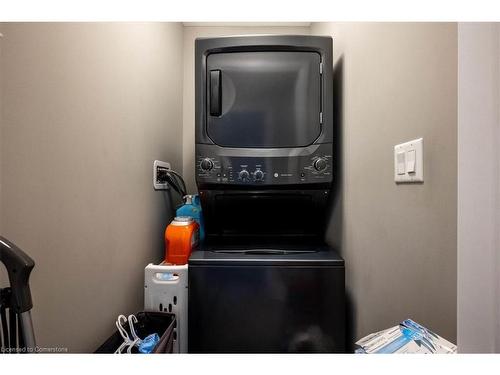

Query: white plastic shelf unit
<box><xmin>144</xmin><ymin>263</ymin><xmax>188</xmax><ymax>353</ymax></box>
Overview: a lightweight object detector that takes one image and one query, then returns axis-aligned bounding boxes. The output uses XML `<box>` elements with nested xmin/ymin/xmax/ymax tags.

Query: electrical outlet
<box><xmin>153</xmin><ymin>160</ymin><xmax>171</xmax><ymax>190</ymax></box>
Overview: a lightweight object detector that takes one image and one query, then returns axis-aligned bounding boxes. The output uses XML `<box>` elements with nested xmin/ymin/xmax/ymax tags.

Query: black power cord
<box><xmin>166</xmin><ymin>170</ymin><xmax>187</xmax><ymax>197</ymax></box>
<box><xmin>156</xmin><ymin>166</ymin><xmax>187</xmax><ymax>200</ymax></box>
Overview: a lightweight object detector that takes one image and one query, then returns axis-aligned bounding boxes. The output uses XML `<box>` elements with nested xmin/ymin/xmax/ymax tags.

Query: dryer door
<box><xmin>206</xmin><ymin>51</ymin><xmax>322</xmax><ymax>148</ymax></box>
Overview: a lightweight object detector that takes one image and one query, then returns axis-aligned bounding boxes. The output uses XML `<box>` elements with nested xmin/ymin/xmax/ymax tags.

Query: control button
<box><xmin>313</xmin><ymin>158</ymin><xmax>328</xmax><ymax>172</ymax></box>
<box><xmin>238</xmin><ymin>170</ymin><xmax>250</xmax><ymax>181</ymax></box>
<box><xmin>200</xmin><ymin>158</ymin><xmax>214</xmax><ymax>171</ymax></box>
<box><xmin>254</xmin><ymin>170</ymin><xmax>264</xmax><ymax>181</ymax></box>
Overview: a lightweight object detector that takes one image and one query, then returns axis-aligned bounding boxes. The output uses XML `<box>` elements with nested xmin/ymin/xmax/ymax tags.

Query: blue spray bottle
<box><xmin>176</xmin><ymin>194</ymin><xmax>205</xmax><ymax>242</ymax></box>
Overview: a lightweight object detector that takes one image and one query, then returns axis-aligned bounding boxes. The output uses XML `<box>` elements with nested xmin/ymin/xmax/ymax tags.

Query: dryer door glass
<box><xmin>206</xmin><ymin>51</ymin><xmax>321</xmax><ymax>148</ymax></box>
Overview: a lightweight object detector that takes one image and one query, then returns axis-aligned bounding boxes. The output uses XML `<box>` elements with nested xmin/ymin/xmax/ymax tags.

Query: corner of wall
<box><xmin>0</xmin><ymin>24</ymin><xmax>3</xmax><ymax>235</ymax></box>
<box><xmin>310</xmin><ymin>22</ymin><xmax>458</xmax><ymax>345</ymax></box>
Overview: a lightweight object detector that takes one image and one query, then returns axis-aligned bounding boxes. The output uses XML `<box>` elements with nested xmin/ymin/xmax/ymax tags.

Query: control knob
<box><xmin>254</xmin><ymin>170</ymin><xmax>264</xmax><ymax>181</ymax></box>
<box><xmin>313</xmin><ymin>157</ymin><xmax>328</xmax><ymax>172</ymax></box>
<box><xmin>200</xmin><ymin>158</ymin><xmax>214</xmax><ymax>171</ymax></box>
<box><xmin>238</xmin><ymin>169</ymin><xmax>250</xmax><ymax>181</ymax></box>
<box><xmin>253</xmin><ymin>169</ymin><xmax>264</xmax><ymax>181</ymax></box>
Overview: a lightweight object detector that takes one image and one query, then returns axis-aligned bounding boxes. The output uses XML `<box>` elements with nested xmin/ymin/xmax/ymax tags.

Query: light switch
<box><xmin>394</xmin><ymin>138</ymin><xmax>423</xmax><ymax>183</ymax></box>
<box><xmin>397</xmin><ymin>151</ymin><xmax>406</xmax><ymax>175</ymax></box>
<box><xmin>406</xmin><ymin>150</ymin><xmax>416</xmax><ymax>173</ymax></box>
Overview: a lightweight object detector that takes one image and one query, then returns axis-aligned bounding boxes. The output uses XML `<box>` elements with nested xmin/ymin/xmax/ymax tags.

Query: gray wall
<box><xmin>181</xmin><ymin>25</ymin><xmax>311</xmax><ymax>192</ymax></box>
<box><xmin>0</xmin><ymin>23</ymin><xmax>184</xmax><ymax>352</ymax></box>
<box><xmin>310</xmin><ymin>23</ymin><xmax>458</xmax><ymax>344</ymax></box>
<box><xmin>457</xmin><ymin>23</ymin><xmax>500</xmax><ymax>353</ymax></box>
<box><xmin>0</xmin><ymin>31</ymin><xmax>2</xmax><ymax>225</ymax></box>
<box><xmin>0</xmin><ymin>30</ymin><xmax>4</xmax><ymax>286</ymax></box>
<box><xmin>0</xmin><ymin>22</ymin><xmax>460</xmax><ymax>352</ymax></box>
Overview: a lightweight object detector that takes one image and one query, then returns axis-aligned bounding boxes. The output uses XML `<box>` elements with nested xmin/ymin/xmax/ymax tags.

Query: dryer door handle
<box><xmin>209</xmin><ymin>69</ymin><xmax>222</xmax><ymax>116</ymax></box>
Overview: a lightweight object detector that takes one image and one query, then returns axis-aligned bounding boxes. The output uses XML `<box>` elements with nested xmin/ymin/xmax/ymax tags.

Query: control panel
<box><xmin>196</xmin><ymin>143</ymin><xmax>333</xmax><ymax>186</ymax></box>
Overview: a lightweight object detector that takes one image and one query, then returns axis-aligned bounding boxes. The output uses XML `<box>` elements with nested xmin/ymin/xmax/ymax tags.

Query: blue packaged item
<box><xmin>176</xmin><ymin>194</ymin><xmax>205</xmax><ymax>242</ymax></box>
<box><xmin>138</xmin><ymin>333</ymin><xmax>160</xmax><ymax>354</ymax></box>
<box><xmin>354</xmin><ymin>319</ymin><xmax>457</xmax><ymax>354</ymax></box>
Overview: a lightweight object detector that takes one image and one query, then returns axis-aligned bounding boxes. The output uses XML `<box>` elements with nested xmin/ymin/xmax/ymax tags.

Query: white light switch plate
<box><xmin>394</xmin><ymin>138</ymin><xmax>423</xmax><ymax>183</ymax></box>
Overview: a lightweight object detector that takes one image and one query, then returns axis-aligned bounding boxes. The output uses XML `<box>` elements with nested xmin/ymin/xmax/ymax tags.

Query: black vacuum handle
<box><xmin>0</xmin><ymin>236</ymin><xmax>34</xmax><ymax>313</ymax></box>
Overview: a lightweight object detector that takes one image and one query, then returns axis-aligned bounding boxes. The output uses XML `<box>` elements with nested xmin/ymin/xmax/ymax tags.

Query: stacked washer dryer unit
<box><xmin>189</xmin><ymin>35</ymin><xmax>345</xmax><ymax>353</ymax></box>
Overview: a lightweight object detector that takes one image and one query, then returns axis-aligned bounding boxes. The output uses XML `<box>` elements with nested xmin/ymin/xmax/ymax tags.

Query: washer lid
<box><xmin>188</xmin><ymin>244</ymin><xmax>344</xmax><ymax>267</ymax></box>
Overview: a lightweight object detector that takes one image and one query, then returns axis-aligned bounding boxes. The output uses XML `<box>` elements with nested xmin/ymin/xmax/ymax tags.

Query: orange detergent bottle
<box><xmin>165</xmin><ymin>216</ymin><xmax>199</xmax><ymax>265</ymax></box>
